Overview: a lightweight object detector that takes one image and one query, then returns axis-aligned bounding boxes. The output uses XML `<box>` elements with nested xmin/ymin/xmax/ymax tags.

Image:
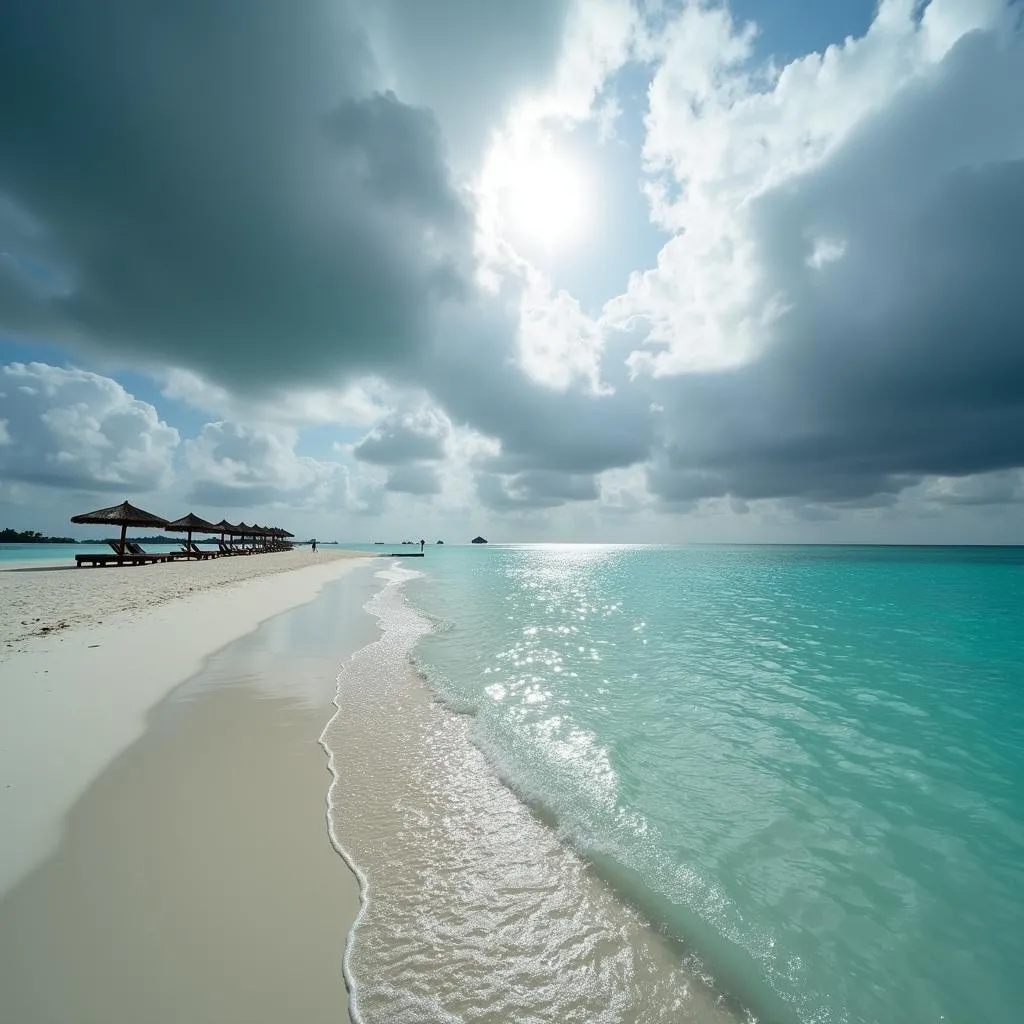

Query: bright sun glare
<box><xmin>501</xmin><ymin>149</ymin><xmax>590</xmax><ymax>250</ymax></box>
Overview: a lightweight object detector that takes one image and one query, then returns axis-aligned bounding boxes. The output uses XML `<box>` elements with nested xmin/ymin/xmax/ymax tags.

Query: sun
<box><xmin>499</xmin><ymin>147</ymin><xmax>590</xmax><ymax>251</ymax></box>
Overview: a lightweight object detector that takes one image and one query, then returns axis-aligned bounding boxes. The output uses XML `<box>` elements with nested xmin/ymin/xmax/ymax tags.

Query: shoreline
<box><xmin>0</xmin><ymin>550</ymin><xmax>372</xmax><ymax>895</ymax></box>
<box><xmin>1</xmin><ymin>688</ymin><xmax>361</xmax><ymax>1024</ymax></box>
<box><xmin>0</xmin><ymin>565</ymin><xmax>382</xmax><ymax>1023</ymax></box>
<box><xmin>1</xmin><ymin>547</ymin><xmax>368</xmax><ymax>653</ymax></box>
<box><xmin>323</xmin><ymin>566</ymin><xmax>745</xmax><ymax>1024</ymax></box>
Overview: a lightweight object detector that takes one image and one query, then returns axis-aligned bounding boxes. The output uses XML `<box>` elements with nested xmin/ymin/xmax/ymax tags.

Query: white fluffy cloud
<box><xmin>161</xmin><ymin>369</ymin><xmax>388</xmax><ymax>429</ymax></box>
<box><xmin>183</xmin><ymin>421</ymin><xmax>345</xmax><ymax>509</ymax></box>
<box><xmin>0</xmin><ymin>362</ymin><xmax>179</xmax><ymax>491</ymax></box>
<box><xmin>614</xmin><ymin>0</ymin><xmax>1016</xmax><ymax>376</ymax></box>
<box><xmin>606</xmin><ymin>0</ymin><xmax>1024</xmax><ymax>516</ymax></box>
<box><xmin>517</xmin><ymin>276</ymin><xmax>608</xmax><ymax>393</ymax></box>
<box><xmin>2</xmin><ymin>1</ymin><xmax>1024</xmax><ymax>540</ymax></box>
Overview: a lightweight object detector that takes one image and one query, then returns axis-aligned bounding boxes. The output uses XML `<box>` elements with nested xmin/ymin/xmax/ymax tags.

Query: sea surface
<box><xmin>325</xmin><ymin>545</ymin><xmax>1024</xmax><ymax>1024</ymax></box>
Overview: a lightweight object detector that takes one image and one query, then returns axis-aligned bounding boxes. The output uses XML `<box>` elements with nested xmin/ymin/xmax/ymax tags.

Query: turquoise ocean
<box><xmin>325</xmin><ymin>545</ymin><xmax>1024</xmax><ymax>1024</ymax></box>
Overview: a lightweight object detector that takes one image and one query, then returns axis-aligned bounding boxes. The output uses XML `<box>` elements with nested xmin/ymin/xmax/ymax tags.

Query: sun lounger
<box><xmin>183</xmin><ymin>542</ymin><xmax>218</xmax><ymax>560</ymax></box>
<box><xmin>124</xmin><ymin>541</ymin><xmax>189</xmax><ymax>562</ymax></box>
<box><xmin>76</xmin><ymin>551</ymin><xmax>156</xmax><ymax>567</ymax></box>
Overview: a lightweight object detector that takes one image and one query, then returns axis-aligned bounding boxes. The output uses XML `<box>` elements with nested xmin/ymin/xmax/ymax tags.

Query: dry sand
<box><xmin>0</xmin><ymin>549</ymin><xmax>379</xmax><ymax>1023</ymax></box>
<box><xmin>2</xmin><ymin>547</ymin><xmax>364</xmax><ymax>654</ymax></box>
<box><xmin>0</xmin><ymin>551</ymin><xmax>371</xmax><ymax>892</ymax></box>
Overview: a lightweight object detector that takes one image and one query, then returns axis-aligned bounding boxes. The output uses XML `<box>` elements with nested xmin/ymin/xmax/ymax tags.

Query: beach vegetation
<box><xmin>1</xmin><ymin>528</ymin><xmax>77</xmax><ymax>544</ymax></box>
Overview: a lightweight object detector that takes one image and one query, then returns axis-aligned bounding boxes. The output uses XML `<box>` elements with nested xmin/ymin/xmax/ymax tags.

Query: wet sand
<box><xmin>0</xmin><ymin>561</ymin><xmax>380</xmax><ymax>1024</ymax></box>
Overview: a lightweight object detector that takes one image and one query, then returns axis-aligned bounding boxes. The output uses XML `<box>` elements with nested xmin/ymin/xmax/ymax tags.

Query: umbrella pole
<box><xmin>187</xmin><ymin>529</ymin><xmax>193</xmax><ymax>558</ymax></box>
<box><xmin>119</xmin><ymin>522</ymin><xmax>127</xmax><ymax>566</ymax></box>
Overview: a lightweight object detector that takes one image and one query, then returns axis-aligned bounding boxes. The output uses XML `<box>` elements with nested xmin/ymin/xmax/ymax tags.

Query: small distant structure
<box><xmin>436</xmin><ymin>540</ymin><xmax>444</xmax><ymax>544</ymax></box>
<box><xmin>471</xmin><ymin>535</ymin><xmax>488</xmax><ymax>544</ymax></box>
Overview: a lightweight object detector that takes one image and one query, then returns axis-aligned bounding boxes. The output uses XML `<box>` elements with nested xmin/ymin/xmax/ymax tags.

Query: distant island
<box><xmin>471</xmin><ymin>536</ymin><xmax>488</xmax><ymax>544</ymax></box>
<box><xmin>1</xmin><ymin>528</ymin><xmax>76</xmax><ymax>544</ymax></box>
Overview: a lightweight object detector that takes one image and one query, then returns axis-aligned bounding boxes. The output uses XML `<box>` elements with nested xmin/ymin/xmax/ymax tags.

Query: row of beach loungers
<box><xmin>71</xmin><ymin>502</ymin><xmax>295</xmax><ymax>568</ymax></box>
<box><xmin>74</xmin><ymin>539</ymin><xmax>292</xmax><ymax>568</ymax></box>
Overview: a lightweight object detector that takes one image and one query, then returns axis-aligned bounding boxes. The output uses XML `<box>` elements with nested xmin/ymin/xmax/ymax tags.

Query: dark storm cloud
<box><xmin>0</xmin><ymin>0</ymin><xmax>644</xmax><ymax>497</ymax></box>
<box><xmin>647</xmin><ymin>24</ymin><xmax>1024</xmax><ymax>508</ymax></box>
<box><xmin>0</xmin><ymin>0</ymin><xmax>470</xmax><ymax>387</ymax></box>
<box><xmin>5</xmin><ymin>1</ymin><xmax>1024</xmax><ymax>520</ymax></box>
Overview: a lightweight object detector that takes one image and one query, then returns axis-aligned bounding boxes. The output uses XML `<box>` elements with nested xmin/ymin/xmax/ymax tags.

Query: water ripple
<box><xmin>408</xmin><ymin>545</ymin><xmax>1024</xmax><ymax>1024</ymax></box>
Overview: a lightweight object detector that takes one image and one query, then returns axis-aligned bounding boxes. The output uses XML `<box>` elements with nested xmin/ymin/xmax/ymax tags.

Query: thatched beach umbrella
<box><xmin>212</xmin><ymin>519</ymin><xmax>235</xmax><ymax>544</ymax></box>
<box><xmin>165</xmin><ymin>512</ymin><xmax>220</xmax><ymax>557</ymax></box>
<box><xmin>70</xmin><ymin>500</ymin><xmax>169</xmax><ymax>566</ymax></box>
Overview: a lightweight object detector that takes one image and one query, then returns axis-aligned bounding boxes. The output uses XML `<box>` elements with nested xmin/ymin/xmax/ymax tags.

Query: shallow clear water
<box><xmin>331</xmin><ymin>546</ymin><xmax>1024</xmax><ymax>1024</ymax></box>
<box><xmin>326</xmin><ymin>565</ymin><xmax>745</xmax><ymax>1024</ymax></box>
<box><xmin>0</xmin><ymin>543</ymin><xmax>98</xmax><ymax>563</ymax></box>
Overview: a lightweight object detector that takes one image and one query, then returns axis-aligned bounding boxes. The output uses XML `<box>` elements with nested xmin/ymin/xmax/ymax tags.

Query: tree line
<box><xmin>0</xmin><ymin>528</ymin><xmax>77</xmax><ymax>544</ymax></box>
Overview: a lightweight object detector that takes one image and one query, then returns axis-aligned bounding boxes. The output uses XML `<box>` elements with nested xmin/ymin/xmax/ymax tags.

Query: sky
<box><xmin>2</xmin><ymin>0</ymin><xmax>1023</xmax><ymax>544</ymax></box>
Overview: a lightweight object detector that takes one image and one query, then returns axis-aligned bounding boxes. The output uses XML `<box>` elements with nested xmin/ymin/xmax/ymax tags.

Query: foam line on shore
<box><xmin>319</xmin><ymin>561</ymin><xmax>424</xmax><ymax>1024</ymax></box>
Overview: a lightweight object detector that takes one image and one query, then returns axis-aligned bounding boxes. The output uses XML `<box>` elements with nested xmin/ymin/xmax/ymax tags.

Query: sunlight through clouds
<box><xmin>1</xmin><ymin>1</ymin><xmax>1023</xmax><ymax>542</ymax></box>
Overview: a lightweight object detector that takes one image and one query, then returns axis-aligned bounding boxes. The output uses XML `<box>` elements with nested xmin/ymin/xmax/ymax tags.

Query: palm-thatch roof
<box><xmin>164</xmin><ymin>513</ymin><xmax>220</xmax><ymax>534</ymax></box>
<box><xmin>70</xmin><ymin>501</ymin><xmax>168</xmax><ymax>528</ymax></box>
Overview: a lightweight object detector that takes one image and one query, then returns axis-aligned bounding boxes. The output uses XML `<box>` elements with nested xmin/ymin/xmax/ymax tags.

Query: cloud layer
<box><xmin>2</xmin><ymin>0</ymin><xmax>1023</xmax><ymax>539</ymax></box>
<box><xmin>0</xmin><ymin>1</ymin><xmax>472</xmax><ymax>386</ymax></box>
<box><xmin>0</xmin><ymin>362</ymin><xmax>178</xmax><ymax>492</ymax></box>
<box><xmin>627</xmin><ymin>0</ymin><xmax>1024</xmax><ymax>508</ymax></box>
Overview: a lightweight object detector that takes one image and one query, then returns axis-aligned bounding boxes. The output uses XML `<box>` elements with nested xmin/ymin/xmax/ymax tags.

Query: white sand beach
<box><xmin>0</xmin><ymin>550</ymin><xmax>377</xmax><ymax>1023</ymax></box>
<box><xmin>2</xmin><ymin>547</ymin><xmax>365</xmax><ymax>654</ymax></box>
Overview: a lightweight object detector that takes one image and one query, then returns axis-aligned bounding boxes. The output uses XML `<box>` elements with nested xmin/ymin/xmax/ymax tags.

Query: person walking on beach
<box><xmin>420</xmin><ymin>538</ymin><xmax>425</xmax><ymax>553</ymax></box>
<box><xmin>311</xmin><ymin>538</ymin><xmax>317</xmax><ymax>553</ymax></box>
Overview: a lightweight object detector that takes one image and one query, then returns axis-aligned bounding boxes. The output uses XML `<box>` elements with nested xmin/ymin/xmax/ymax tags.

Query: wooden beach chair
<box><xmin>183</xmin><ymin>541</ymin><xmax>217</xmax><ymax>560</ymax></box>
<box><xmin>75</xmin><ymin>543</ymin><xmax>156</xmax><ymax>567</ymax></box>
<box><xmin>126</xmin><ymin>541</ymin><xmax>186</xmax><ymax>563</ymax></box>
